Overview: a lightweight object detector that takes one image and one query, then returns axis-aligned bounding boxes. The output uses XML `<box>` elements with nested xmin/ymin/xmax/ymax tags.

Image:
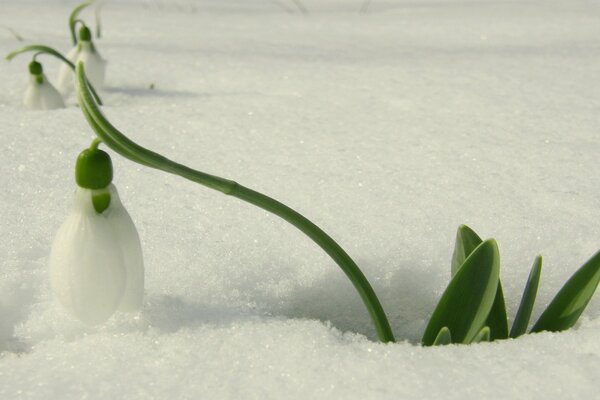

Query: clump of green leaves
<box><xmin>423</xmin><ymin>225</ymin><xmax>600</xmax><ymax>346</ymax></box>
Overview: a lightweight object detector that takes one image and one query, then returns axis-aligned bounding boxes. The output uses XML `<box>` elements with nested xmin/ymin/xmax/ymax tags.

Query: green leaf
<box><xmin>531</xmin><ymin>250</ymin><xmax>600</xmax><ymax>333</ymax></box>
<box><xmin>470</xmin><ymin>326</ymin><xmax>490</xmax><ymax>343</ymax></box>
<box><xmin>432</xmin><ymin>327</ymin><xmax>452</xmax><ymax>346</ymax></box>
<box><xmin>451</xmin><ymin>225</ymin><xmax>508</xmax><ymax>340</ymax></box>
<box><xmin>451</xmin><ymin>224</ymin><xmax>482</xmax><ymax>277</ymax></box>
<box><xmin>510</xmin><ymin>256</ymin><xmax>542</xmax><ymax>338</ymax></box>
<box><xmin>422</xmin><ymin>239</ymin><xmax>500</xmax><ymax>346</ymax></box>
<box><xmin>486</xmin><ymin>282</ymin><xmax>508</xmax><ymax>340</ymax></box>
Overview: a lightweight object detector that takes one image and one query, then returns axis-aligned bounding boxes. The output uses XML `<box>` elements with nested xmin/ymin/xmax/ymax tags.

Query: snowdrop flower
<box><xmin>49</xmin><ymin>144</ymin><xmax>144</xmax><ymax>325</ymax></box>
<box><xmin>57</xmin><ymin>25</ymin><xmax>106</xmax><ymax>96</ymax></box>
<box><xmin>23</xmin><ymin>61</ymin><xmax>65</xmax><ymax>110</ymax></box>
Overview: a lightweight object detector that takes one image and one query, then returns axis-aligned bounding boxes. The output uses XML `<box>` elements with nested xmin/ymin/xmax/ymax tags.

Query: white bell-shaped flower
<box><xmin>49</xmin><ymin>146</ymin><xmax>144</xmax><ymax>325</ymax></box>
<box><xmin>108</xmin><ymin>184</ymin><xmax>145</xmax><ymax>312</ymax></box>
<box><xmin>57</xmin><ymin>26</ymin><xmax>106</xmax><ymax>96</ymax></box>
<box><xmin>23</xmin><ymin>61</ymin><xmax>65</xmax><ymax>110</ymax></box>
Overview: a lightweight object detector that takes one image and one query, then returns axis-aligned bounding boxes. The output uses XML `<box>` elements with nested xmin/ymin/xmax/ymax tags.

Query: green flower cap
<box><xmin>79</xmin><ymin>26</ymin><xmax>92</xmax><ymax>42</ymax></box>
<box><xmin>75</xmin><ymin>147</ymin><xmax>113</xmax><ymax>190</ymax></box>
<box><xmin>28</xmin><ymin>60</ymin><xmax>43</xmax><ymax>75</ymax></box>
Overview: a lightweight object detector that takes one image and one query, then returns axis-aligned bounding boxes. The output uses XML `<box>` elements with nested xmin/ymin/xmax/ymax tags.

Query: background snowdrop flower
<box><xmin>49</xmin><ymin>144</ymin><xmax>144</xmax><ymax>325</ymax></box>
<box><xmin>23</xmin><ymin>61</ymin><xmax>65</xmax><ymax>110</ymax></box>
<box><xmin>57</xmin><ymin>25</ymin><xmax>106</xmax><ymax>96</ymax></box>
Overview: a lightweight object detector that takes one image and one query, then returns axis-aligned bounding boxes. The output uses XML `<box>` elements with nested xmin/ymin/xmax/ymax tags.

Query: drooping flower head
<box><xmin>49</xmin><ymin>143</ymin><xmax>143</xmax><ymax>325</ymax></box>
<box><xmin>57</xmin><ymin>25</ymin><xmax>106</xmax><ymax>96</ymax></box>
<box><xmin>23</xmin><ymin>60</ymin><xmax>65</xmax><ymax>110</ymax></box>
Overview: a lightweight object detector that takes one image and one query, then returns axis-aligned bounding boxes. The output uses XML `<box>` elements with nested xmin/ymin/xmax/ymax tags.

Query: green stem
<box><xmin>79</xmin><ymin>101</ymin><xmax>152</xmax><ymax>167</ymax></box>
<box><xmin>75</xmin><ymin>62</ymin><xmax>395</xmax><ymax>343</ymax></box>
<box><xmin>89</xmin><ymin>137</ymin><xmax>102</xmax><ymax>150</ymax></box>
<box><xmin>232</xmin><ymin>185</ymin><xmax>394</xmax><ymax>342</ymax></box>
<box><xmin>69</xmin><ymin>1</ymin><xmax>96</xmax><ymax>45</ymax></box>
<box><xmin>6</xmin><ymin>44</ymin><xmax>103</xmax><ymax>105</ymax></box>
<box><xmin>6</xmin><ymin>44</ymin><xmax>74</xmax><ymax>68</ymax></box>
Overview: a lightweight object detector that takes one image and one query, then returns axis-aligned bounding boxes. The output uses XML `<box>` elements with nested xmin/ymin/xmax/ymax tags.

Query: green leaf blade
<box><xmin>486</xmin><ymin>282</ymin><xmax>508</xmax><ymax>340</ymax></box>
<box><xmin>510</xmin><ymin>256</ymin><xmax>542</xmax><ymax>338</ymax></box>
<box><xmin>531</xmin><ymin>251</ymin><xmax>600</xmax><ymax>333</ymax></box>
<box><xmin>423</xmin><ymin>239</ymin><xmax>500</xmax><ymax>346</ymax></box>
<box><xmin>432</xmin><ymin>327</ymin><xmax>452</xmax><ymax>346</ymax></box>
<box><xmin>450</xmin><ymin>225</ymin><xmax>508</xmax><ymax>340</ymax></box>
<box><xmin>470</xmin><ymin>326</ymin><xmax>491</xmax><ymax>343</ymax></box>
<box><xmin>451</xmin><ymin>224</ymin><xmax>482</xmax><ymax>277</ymax></box>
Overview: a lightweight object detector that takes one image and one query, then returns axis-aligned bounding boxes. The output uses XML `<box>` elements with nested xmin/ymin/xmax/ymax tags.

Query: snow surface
<box><xmin>1</xmin><ymin>0</ymin><xmax>600</xmax><ymax>398</ymax></box>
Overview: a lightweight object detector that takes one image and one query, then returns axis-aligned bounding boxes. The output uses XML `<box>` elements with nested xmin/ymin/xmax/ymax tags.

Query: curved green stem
<box><xmin>71</xmin><ymin>19</ymin><xmax>87</xmax><ymax>41</ymax></box>
<box><xmin>75</xmin><ymin>62</ymin><xmax>395</xmax><ymax>343</ymax></box>
<box><xmin>6</xmin><ymin>44</ymin><xmax>103</xmax><ymax>105</ymax></box>
<box><xmin>233</xmin><ymin>185</ymin><xmax>393</xmax><ymax>342</ymax></box>
<box><xmin>89</xmin><ymin>137</ymin><xmax>102</xmax><ymax>150</ymax></box>
<box><xmin>70</xmin><ymin>1</ymin><xmax>96</xmax><ymax>45</ymax></box>
<box><xmin>6</xmin><ymin>44</ymin><xmax>74</xmax><ymax>67</ymax></box>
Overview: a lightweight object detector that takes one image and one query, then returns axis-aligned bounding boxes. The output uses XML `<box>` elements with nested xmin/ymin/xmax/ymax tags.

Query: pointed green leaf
<box><xmin>432</xmin><ymin>327</ymin><xmax>452</xmax><ymax>346</ymax></box>
<box><xmin>486</xmin><ymin>282</ymin><xmax>508</xmax><ymax>340</ymax></box>
<box><xmin>510</xmin><ymin>256</ymin><xmax>542</xmax><ymax>338</ymax></box>
<box><xmin>423</xmin><ymin>239</ymin><xmax>500</xmax><ymax>346</ymax></box>
<box><xmin>471</xmin><ymin>326</ymin><xmax>491</xmax><ymax>343</ymax></box>
<box><xmin>451</xmin><ymin>225</ymin><xmax>508</xmax><ymax>340</ymax></box>
<box><xmin>531</xmin><ymin>250</ymin><xmax>600</xmax><ymax>333</ymax></box>
<box><xmin>451</xmin><ymin>224</ymin><xmax>482</xmax><ymax>277</ymax></box>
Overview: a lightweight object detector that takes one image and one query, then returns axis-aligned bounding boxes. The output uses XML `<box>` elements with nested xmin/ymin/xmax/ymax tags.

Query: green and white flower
<box><xmin>49</xmin><ymin>144</ymin><xmax>143</xmax><ymax>325</ymax></box>
<box><xmin>23</xmin><ymin>61</ymin><xmax>65</xmax><ymax>110</ymax></box>
<box><xmin>57</xmin><ymin>25</ymin><xmax>106</xmax><ymax>96</ymax></box>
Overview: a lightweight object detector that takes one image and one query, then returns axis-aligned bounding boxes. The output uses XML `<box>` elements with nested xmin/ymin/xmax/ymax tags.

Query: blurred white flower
<box><xmin>23</xmin><ymin>62</ymin><xmax>65</xmax><ymax>110</ymax></box>
<box><xmin>57</xmin><ymin>26</ymin><xmax>106</xmax><ymax>96</ymax></box>
<box><xmin>49</xmin><ymin>182</ymin><xmax>144</xmax><ymax>325</ymax></box>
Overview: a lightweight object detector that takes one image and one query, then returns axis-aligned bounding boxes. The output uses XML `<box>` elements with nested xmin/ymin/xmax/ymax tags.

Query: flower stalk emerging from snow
<box><xmin>75</xmin><ymin>62</ymin><xmax>396</xmax><ymax>342</ymax></box>
<box><xmin>5</xmin><ymin>44</ymin><xmax>103</xmax><ymax>105</ymax></box>
<box><xmin>69</xmin><ymin>0</ymin><xmax>98</xmax><ymax>45</ymax></box>
<box><xmin>48</xmin><ymin>140</ymin><xmax>144</xmax><ymax>325</ymax></box>
<box><xmin>58</xmin><ymin>25</ymin><xmax>106</xmax><ymax>96</ymax></box>
<box><xmin>23</xmin><ymin>60</ymin><xmax>65</xmax><ymax>110</ymax></box>
<box><xmin>74</xmin><ymin>60</ymin><xmax>600</xmax><ymax>344</ymax></box>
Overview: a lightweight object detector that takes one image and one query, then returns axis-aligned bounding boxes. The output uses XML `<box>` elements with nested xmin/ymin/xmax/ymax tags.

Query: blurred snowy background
<box><xmin>0</xmin><ymin>0</ymin><xmax>599</xmax><ymax>398</ymax></box>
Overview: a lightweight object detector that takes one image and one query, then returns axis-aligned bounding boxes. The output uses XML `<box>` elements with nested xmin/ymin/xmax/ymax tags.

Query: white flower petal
<box><xmin>23</xmin><ymin>75</ymin><xmax>65</xmax><ymax>110</ymax></box>
<box><xmin>78</xmin><ymin>43</ymin><xmax>106</xmax><ymax>88</ymax></box>
<box><xmin>106</xmin><ymin>184</ymin><xmax>144</xmax><ymax>311</ymax></box>
<box><xmin>49</xmin><ymin>187</ymin><xmax>126</xmax><ymax>325</ymax></box>
<box><xmin>57</xmin><ymin>42</ymin><xmax>106</xmax><ymax>96</ymax></box>
<box><xmin>57</xmin><ymin>46</ymin><xmax>80</xmax><ymax>96</ymax></box>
